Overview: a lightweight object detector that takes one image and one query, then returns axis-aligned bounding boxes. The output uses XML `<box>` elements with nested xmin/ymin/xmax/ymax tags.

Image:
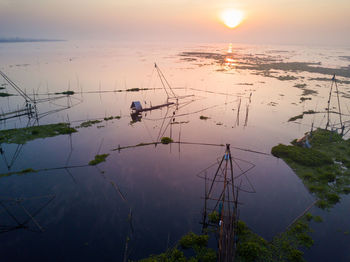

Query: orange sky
<box><xmin>0</xmin><ymin>0</ymin><xmax>349</xmax><ymax>45</ymax></box>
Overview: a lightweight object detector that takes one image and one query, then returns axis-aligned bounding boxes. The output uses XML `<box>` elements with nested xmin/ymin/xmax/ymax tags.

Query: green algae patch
<box><xmin>161</xmin><ymin>137</ymin><xmax>173</xmax><ymax>144</ymax></box>
<box><xmin>0</xmin><ymin>123</ymin><xmax>77</xmax><ymax>145</ymax></box>
<box><xmin>272</xmin><ymin>128</ymin><xmax>350</xmax><ymax>209</ymax></box>
<box><xmin>88</xmin><ymin>154</ymin><xmax>109</xmax><ymax>165</ymax></box>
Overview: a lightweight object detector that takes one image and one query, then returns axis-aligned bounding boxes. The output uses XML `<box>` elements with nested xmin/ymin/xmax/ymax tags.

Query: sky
<box><xmin>0</xmin><ymin>0</ymin><xmax>349</xmax><ymax>46</ymax></box>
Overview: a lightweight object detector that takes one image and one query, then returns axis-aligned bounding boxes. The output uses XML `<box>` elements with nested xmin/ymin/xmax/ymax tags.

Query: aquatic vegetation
<box><xmin>0</xmin><ymin>123</ymin><xmax>77</xmax><ymax>144</ymax></box>
<box><xmin>171</xmin><ymin>121</ymin><xmax>190</xmax><ymax>125</ymax></box>
<box><xmin>126</xmin><ymin>88</ymin><xmax>149</xmax><ymax>92</ymax></box>
<box><xmin>161</xmin><ymin>137</ymin><xmax>173</xmax><ymax>144</ymax></box>
<box><xmin>0</xmin><ymin>168</ymin><xmax>38</xmax><ymax>178</ymax></box>
<box><xmin>309</xmin><ymin>77</ymin><xmax>350</xmax><ymax>84</ymax></box>
<box><xmin>138</xmin><ymin>232</ymin><xmax>216</xmax><ymax>262</ymax></box>
<box><xmin>104</xmin><ymin>116</ymin><xmax>121</xmax><ymax>121</ymax></box>
<box><xmin>237</xmin><ymin>82</ymin><xmax>254</xmax><ymax>86</ymax></box>
<box><xmin>235</xmin><ymin>215</ymin><xmax>315</xmax><ymax>262</ymax></box>
<box><xmin>78</xmin><ymin>120</ymin><xmax>103</xmax><ymax>128</ymax></box>
<box><xmin>180</xmin><ymin>51</ymin><xmax>350</xmax><ymax>78</ymax></box>
<box><xmin>0</xmin><ymin>92</ymin><xmax>12</xmax><ymax>97</ymax></box>
<box><xmin>301</xmin><ymin>89</ymin><xmax>317</xmax><ymax>96</ymax></box>
<box><xmin>55</xmin><ymin>90</ymin><xmax>75</xmax><ymax>95</ymax></box>
<box><xmin>288</xmin><ymin>114</ymin><xmax>304</xmax><ymax>122</ymax></box>
<box><xmin>267</xmin><ymin>102</ymin><xmax>278</xmax><ymax>106</ymax></box>
<box><xmin>300</xmin><ymin>97</ymin><xmax>312</xmax><ymax>102</ymax></box>
<box><xmin>288</xmin><ymin>110</ymin><xmax>317</xmax><ymax>122</ymax></box>
<box><xmin>78</xmin><ymin>116</ymin><xmax>121</xmax><ymax>128</ymax></box>
<box><xmin>208</xmin><ymin>211</ymin><xmax>219</xmax><ymax>223</ymax></box>
<box><xmin>271</xmin><ymin>144</ymin><xmax>332</xmax><ymax>167</ymax></box>
<box><xmin>139</xmin><ymin>216</ymin><xmax>315</xmax><ymax>262</ymax></box>
<box><xmin>294</xmin><ymin>83</ymin><xmax>307</xmax><ymax>89</ymax></box>
<box><xmin>199</xmin><ymin>115</ymin><xmax>209</xmax><ymax>120</ymax></box>
<box><xmin>88</xmin><ymin>154</ymin><xmax>109</xmax><ymax>165</ymax></box>
<box><xmin>272</xmin><ymin>128</ymin><xmax>350</xmax><ymax>209</ymax></box>
<box><xmin>277</xmin><ymin>75</ymin><xmax>298</xmax><ymax>81</ymax></box>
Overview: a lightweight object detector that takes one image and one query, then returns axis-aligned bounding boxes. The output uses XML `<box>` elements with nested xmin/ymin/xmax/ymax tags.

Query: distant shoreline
<box><xmin>0</xmin><ymin>38</ymin><xmax>65</xmax><ymax>43</ymax></box>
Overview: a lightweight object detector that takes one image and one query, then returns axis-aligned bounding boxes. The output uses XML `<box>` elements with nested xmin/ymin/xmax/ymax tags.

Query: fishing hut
<box><xmin>130</xmin><ymin>101</ymin><xmax>143</xmax><ymax>113</ymax></box>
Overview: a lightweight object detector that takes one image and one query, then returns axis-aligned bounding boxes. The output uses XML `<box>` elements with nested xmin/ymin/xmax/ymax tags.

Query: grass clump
<box><xmin>88</xmin><ymin>154</ymin><xmax>109</xmax><ymax>166</ymax></box>
<box><xmin>161</xmin><ymin>137</ymin><xmax>173</xmax><ymax>144</ymax></box>
<box><xmin>0</xmin><ymin>123</ymin><xmax>77</xmax><ymax>144</ymax></box>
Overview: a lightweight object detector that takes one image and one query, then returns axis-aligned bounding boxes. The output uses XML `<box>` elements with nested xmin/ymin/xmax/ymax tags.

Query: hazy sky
<box><xmin>0</xmin><ymin>0</ymin><xmax>349</xmax><ymax>45</ymax></box>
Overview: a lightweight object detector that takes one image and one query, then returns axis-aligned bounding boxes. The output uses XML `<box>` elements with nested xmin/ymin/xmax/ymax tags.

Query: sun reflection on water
<box><xmin>225</xmin><ymin>43</ymin><xmax>236</xmax><ymax>66</ymax></box>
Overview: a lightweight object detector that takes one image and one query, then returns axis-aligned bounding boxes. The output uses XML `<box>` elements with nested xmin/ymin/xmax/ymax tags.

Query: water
<box><xmin>0</xmin><ymin>41</ymin><xmax>350</xmax><ymax>261</ymax></box>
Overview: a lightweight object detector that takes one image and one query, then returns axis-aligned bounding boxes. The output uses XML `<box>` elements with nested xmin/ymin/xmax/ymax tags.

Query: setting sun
<box><xmin>220</xmin><ymin>9</ymin><xmax>244</xmax><ymax>29</ymax></box>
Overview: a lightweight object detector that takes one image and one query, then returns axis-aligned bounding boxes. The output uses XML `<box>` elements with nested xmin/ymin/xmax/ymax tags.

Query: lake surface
<box><xmin>0</xmin><ymin>41</ymin><xmax>350</xmax><ymax>261</ymax></box>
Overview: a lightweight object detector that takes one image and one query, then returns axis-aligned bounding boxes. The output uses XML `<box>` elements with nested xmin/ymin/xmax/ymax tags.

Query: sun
<box><xmin>220</xmin><ymin>9</ymin><xmax>244</xmax><ymax>29</ymax></box>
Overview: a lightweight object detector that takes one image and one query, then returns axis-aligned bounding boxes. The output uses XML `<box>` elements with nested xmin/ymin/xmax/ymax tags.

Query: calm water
<box><xmin>0</xmin><ymin>41</ymin><xmax>350</xmax><ymax>261</ymax></box>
